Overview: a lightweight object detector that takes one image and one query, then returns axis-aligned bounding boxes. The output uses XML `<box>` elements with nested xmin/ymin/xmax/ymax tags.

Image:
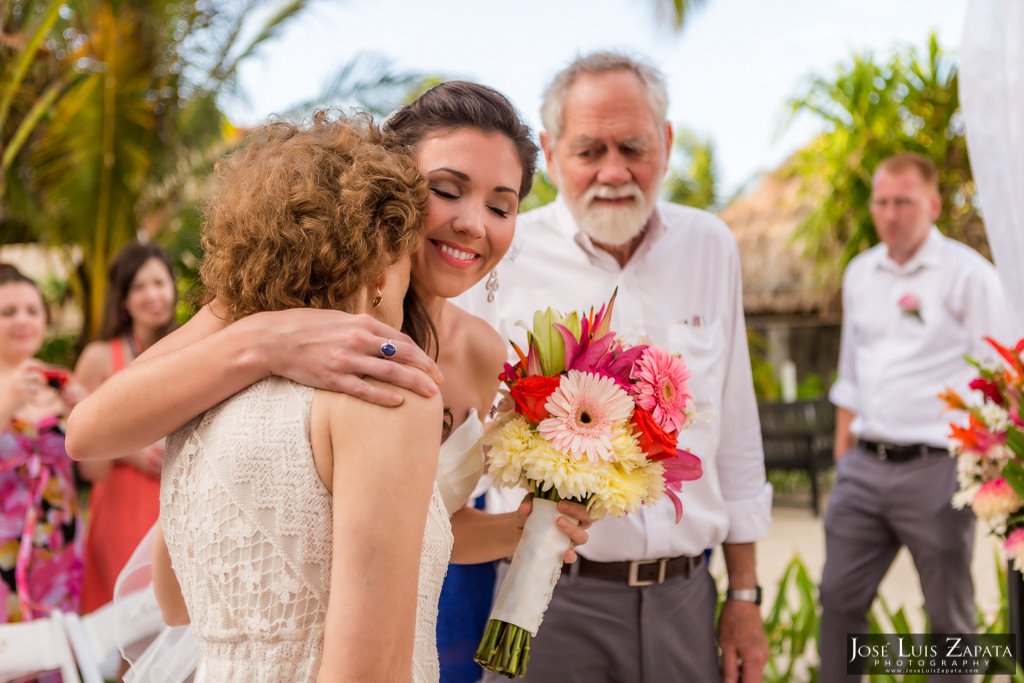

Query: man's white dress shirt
<box><xmin>829</xmin><ymin>226</ymin><xmax>1018</xmax><ymax>447</ymax></box>
<box><xmin>456</xmin><ymin>197</ymin><xmax>772</xmax><ymax>562</ymax></box>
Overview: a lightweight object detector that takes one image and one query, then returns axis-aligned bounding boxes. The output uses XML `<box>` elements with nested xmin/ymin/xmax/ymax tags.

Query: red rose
<box><xmin>509</xmin><ymin>375</ymin><xmax>562</xmax><ymax>424</ymax></box>
<box><xmin>632</xmin><ymin>407</ymin><xmax>678</xmax><ymax>460</ymax></box>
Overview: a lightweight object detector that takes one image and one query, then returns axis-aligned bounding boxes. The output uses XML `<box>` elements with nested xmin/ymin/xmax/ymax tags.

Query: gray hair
<box><xmin>540</xmin><ymin>51</ymin><xmax>669</xmax><ymax>143</ymax></box>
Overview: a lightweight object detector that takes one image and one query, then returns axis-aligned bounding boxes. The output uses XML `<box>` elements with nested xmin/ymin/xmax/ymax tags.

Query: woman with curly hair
<box><xmin>149</xmin><ymin>112</ymin><xmax>447</xmax><ymax>681</ymax></box>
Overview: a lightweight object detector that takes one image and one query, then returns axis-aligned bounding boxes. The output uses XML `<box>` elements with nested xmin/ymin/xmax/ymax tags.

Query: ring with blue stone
<box><xmin>380</xmin><ymin>339</ymin><xmax>398</xmax><ymax>359</ymax></box>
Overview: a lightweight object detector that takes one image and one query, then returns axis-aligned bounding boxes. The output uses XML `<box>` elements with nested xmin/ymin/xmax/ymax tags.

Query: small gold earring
<box><xmin>372</xmin><ymin>287</ymin><xmax>383</xmax><ymax>308</ymax></box>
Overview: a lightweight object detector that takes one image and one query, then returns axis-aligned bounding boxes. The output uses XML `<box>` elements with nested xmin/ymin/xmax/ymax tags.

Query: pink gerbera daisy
<box><xmin>630</xmin><ymin>347</ymin><xmax>692</xmax><ymax>433</ymax></box>
<box><xmin>538</xmin><ymin>370</ymin><xmax>635</xmax><ymax>463</ymax></box>
<box><xmin>1005</xmin><ymin>528</ymin><xmax>1024</xmax><ymax>572</ymax></box>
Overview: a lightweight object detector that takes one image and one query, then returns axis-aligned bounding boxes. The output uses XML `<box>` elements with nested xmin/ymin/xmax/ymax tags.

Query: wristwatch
<box><xmin>725</xmin><ymin>586</ymin><xmax>762</xmax><ymax>606</ymax></box>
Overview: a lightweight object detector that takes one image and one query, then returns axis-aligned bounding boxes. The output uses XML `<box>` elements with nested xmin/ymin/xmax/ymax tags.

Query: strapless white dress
<box><xmin>435</xmin><ymin>408</ymin><xmax>485</xmax><ymax>515</ymax></box>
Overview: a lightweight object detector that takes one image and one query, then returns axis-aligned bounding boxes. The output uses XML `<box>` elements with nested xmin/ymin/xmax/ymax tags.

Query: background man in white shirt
<box><xmin>822</xmin><ymin>153</ymin><xmax>1017</xmax><ymax>682</ymax></box>
<box><xmin>458</xmin><ymin>51</ymin><xmax>772</xmax><ymax>683</ymax></box>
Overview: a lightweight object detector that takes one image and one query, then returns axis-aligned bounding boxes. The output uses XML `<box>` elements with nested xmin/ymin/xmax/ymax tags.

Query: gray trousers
<box><xmin>819</xmin><ymin>446</ymin><xmax>975</xmax><ymax>683</ymax></box>
<box><xmin>482</xmin><ymin>555</ymin><xmax>720</xmax><ymax>683</ymax></box>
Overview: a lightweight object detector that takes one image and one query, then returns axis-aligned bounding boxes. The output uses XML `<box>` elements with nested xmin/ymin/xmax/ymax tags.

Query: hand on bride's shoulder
<box><xmin>239</xmin><ymin>307</ymin><xmax>442</xmax><ymax>406</ymax></box>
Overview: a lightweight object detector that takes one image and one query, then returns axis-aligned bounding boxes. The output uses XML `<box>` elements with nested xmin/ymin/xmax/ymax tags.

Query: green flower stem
<box><xmin>475</xmin><ymin>619</ymin><xmax>531</xmax><ymax>678</ymax></box>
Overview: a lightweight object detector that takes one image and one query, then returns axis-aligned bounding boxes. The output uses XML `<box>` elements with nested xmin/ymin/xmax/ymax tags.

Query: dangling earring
<box><xmin>372</xmin><ymin>286</ymin><xmax>383</xmax><ymax>309</ymax></box>
<box><xmin>486</xmin><ymin>270</ymin><xmax>499</xmax><ymax>303</ymax></box>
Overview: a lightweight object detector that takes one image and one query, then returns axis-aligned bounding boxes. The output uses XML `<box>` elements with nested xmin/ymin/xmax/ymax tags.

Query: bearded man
<box><xmin>458</xmin><ymin>51</ymin><xmax>772</xmax><ymax>683</ymax></box>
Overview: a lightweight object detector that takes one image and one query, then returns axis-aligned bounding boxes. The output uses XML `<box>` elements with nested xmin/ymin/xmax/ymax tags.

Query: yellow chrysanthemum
<box><xmin>609</xmin><ymin>422</ymin><xmax>646</xmax><ymax>468</ymax></box>
<box><xmin>485</xmin><ymin>414</ymin><xmax>536</xmax><ymax>488</ymax></box>
<box><xmin>522</xmin><ymin>438</ymin><xmax>603</xmax><ymax>501</ymax></box>
<box><xmin>589</xmin><ymin>461</ymin><xmax>659</xmax><ymax>519</ymax></box>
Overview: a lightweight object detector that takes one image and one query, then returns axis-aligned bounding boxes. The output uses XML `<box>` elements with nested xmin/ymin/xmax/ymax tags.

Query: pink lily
<box><xmin>662</xmin><ymin>449</ymin><xmax>703</xmax><ymax>523</ymax></box>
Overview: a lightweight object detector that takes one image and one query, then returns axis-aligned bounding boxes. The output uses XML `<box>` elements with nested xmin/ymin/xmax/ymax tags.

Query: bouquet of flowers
<box><xmin>474</xmin><ymin>293</ymin><xmax>703</xmax><ymax>678</ymax></box>
<box><xmin>941</xmin><ymin>336</ymin><xmax>1024</xmax><ymax>573</ymax></box>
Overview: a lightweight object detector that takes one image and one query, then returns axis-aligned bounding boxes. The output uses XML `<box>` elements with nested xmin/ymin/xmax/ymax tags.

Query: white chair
<box><xmin>63</xmin><ymin>588</ymin><xmax>167</xmax><ymax>683</ymax></box>
<box><xmin>0</xmin><ymin>609</ymin><xmax>82</xmax><ymax>683</ymax></box>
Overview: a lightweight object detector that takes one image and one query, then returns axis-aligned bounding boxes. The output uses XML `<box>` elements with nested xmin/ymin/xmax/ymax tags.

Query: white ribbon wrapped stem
<box><xmin>488</xmin><ymin>497</ymin><xmax>574</xmax><ymax>636</ymax></box>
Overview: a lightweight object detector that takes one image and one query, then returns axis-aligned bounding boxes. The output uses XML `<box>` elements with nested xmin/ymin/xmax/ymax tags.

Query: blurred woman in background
<box><xmin>0</xmin><ymin>264</ymin><xmax>87</xmax><ymax>623</ymax></box>
<box><xmin>74</xmin><ymin>242</ymin><xmax>178</xmax><ymax>614</ymax></box>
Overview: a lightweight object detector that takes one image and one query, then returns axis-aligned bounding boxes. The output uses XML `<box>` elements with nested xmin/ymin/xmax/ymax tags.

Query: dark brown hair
<box><xmin>97</xmin><ymin>242</ymin><xmax>178</xmax><ymax>342</ymax></box>
<box><xmin>386</xmin><ymin>81</ymin><xmax>539</xmax><ymax>200</ymax></box>
<box><xmin>0</xmin><ymin>263</ymin><xmax>48</xmax><ymax>322</ymax></box>
<box><xmin>200</xmin><ymin>111</ymin><xmax>426</xmax><ymax>324</ymax></box>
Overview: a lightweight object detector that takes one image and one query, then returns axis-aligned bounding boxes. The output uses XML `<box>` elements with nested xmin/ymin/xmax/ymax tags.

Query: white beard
<box><xmin>569</xmin><ymin>183</ymin><xmax>654</xmax><ymax>246</ymax></box>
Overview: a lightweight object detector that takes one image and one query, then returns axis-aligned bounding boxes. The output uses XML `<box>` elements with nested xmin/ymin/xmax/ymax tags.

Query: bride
<box><xmin>149</xmin><ymin>111</ymin><xmax>445</xmax><ymax>681</ymax></box>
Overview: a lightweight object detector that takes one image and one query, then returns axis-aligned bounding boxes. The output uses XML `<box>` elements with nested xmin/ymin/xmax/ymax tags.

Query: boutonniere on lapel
<box><xmin>898</xmin><ymin>293</ymin><xmax>923</xmax><ymax>323</ymax></box>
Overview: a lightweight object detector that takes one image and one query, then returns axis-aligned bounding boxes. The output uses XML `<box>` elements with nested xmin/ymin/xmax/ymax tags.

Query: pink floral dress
<box><xmin>0</xmin><ymin>415</ymin><xmax>84</xmax><ymax>622</ymax></box>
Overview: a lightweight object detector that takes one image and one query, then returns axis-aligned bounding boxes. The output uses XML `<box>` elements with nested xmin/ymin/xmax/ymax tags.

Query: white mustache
<box><xmin>584</xmin><ymin>184</ymin><xmax>643</xmax><ymax>203</ymax></box>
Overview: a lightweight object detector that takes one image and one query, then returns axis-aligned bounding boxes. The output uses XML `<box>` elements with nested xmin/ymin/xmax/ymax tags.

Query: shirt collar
<box><xmin>877</xmin><ymin>225</ymin><xmax>943</xmax><ymax>273</ymax></box>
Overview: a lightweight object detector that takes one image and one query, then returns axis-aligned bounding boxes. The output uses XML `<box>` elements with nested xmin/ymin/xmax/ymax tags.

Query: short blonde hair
<box><xmin>200</xmin><ymin>111</ymin><xmax>427</xmax><ymax>322</ymax></box>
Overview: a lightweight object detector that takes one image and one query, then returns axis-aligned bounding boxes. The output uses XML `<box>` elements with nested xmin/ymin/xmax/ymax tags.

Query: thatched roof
<box><xmin>718</xmin><ymin>170</ymin><xmax>839</xmax><ymax>320</ymax></box>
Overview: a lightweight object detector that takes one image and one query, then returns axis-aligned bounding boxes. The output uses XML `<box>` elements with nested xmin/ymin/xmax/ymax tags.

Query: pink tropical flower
<box><xmin>629</xmin><ymin>346</ymin><xmax>692</xmax><ymax>433</ymax></box>
<box><xmin>539</xmin><ymin>370</ymin><xmax>635</xmax><ymax>463</ymax></box>
<box><xmin>898</xmin><ymin>293</ymin><xmax>923</xmax><ymax>322</ymax></box>
<box><xmin>1006</xmin><ymin>528</ymin><xmax>1024</xmax><ymax>571</ymax></box>
<box><xmin>972</xmin><ymin>477</ymin><xmax>1022</xmax><ymax>521</ymax></box>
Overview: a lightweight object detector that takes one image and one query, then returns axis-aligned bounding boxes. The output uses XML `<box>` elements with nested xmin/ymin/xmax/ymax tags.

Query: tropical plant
<box><xmin>2</xmin><ymin>1</ymin><xmax>430</xmax><ymax>342</ymax></box>
<box><xmin>647</xmin><ymin>0</ymin><xmax>709</xmax><ymax>31</ymax></box>
<box><xmin>664</xmin><ymin>127</ymin><xmax>718</xmax><ymax>210</ymax></box>
<box><xmin>780</xmin><ymin>33</ymin><xmax>981</xmax><ymax>287</ymax></box>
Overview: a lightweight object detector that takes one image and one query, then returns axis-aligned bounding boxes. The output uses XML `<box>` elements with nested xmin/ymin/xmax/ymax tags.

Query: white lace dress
<box><xmin>160</xmin><ymin>377</ymin><xmax>453</xmax><ymax>682</ymax></box>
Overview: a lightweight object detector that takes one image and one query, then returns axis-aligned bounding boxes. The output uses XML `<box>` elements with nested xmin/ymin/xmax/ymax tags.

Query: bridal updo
<box><xmin>200</xmin><ymin>111</ymin><xmax>427</xmax><ymax>323</ymax></box>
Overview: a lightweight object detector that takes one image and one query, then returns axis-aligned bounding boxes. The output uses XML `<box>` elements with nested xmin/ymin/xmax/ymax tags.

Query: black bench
<box><xmin>758</xmin><ymin>398</ymin><xmax>835</xmax><ymax>516</ymax></box>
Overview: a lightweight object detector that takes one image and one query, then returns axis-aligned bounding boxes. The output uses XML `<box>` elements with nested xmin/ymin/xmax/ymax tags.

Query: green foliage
<box><xmin>37</xmin><ymin>332</ymin><xmax>78</xmax><ymax>368</ymax></box>
<box><xmin>649</xmin><ymin>0</ymin><xmax>709</xmax><ymax>31</ymax></box>
<box><xmin>781</xmin><ymin>33</ymin><xmax>980</xmax><ymax>288</ymax></box>
<box><xmin>664</xmin><ymin>128</ymin><xmax>718</xmax><ymax>210</ymax></box>
<box><xmin>2</xmin><ymin>1</ymin><xmax>433</xmax><ymax>341</ymax></box>
<box><xmin>521</xmin><ymin>171</ymin><xmax>558</xmax><ymax>213</ymax></box>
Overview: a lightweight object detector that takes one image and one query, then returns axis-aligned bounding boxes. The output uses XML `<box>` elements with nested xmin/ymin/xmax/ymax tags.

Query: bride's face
<box><xmin>410</xmin><ymin>128</ymin><xmax>523</xmax><ymax>301</ymax></box>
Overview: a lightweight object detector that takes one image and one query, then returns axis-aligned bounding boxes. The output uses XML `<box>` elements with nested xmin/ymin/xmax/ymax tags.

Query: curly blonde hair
<box><xmin>200</xmin><ymin>111</ymin><xmax>427</xmax><ymax>322</ymax></box>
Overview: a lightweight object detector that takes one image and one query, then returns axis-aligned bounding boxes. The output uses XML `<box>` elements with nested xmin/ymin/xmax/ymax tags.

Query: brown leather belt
<box><xmin>576</xmin><ymin>554</ymin><xmax>704</xmax><ymax>587</ymax></box>
<box><xmin>859</xmin><ymin>439</ymin><xmax>947</xmax><ymax>462</ymax></box>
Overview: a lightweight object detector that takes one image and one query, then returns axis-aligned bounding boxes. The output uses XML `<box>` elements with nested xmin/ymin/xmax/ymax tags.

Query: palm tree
<box><xmin>3</xmin><ymin>0</ymin><xmax>430</xmax><ymax>339</ymax></box>
<box><xmin>648</xmin><ymin>0</ymin><xmax>709</xmax><ymax>31</ymax></box>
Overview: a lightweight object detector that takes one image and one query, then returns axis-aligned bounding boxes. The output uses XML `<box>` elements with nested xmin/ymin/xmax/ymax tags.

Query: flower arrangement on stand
<box><xmin>941</xmin><ymin>336</ymin><xmax>1024</xmax><ymax>571</ymax></box>
<box><xmin>474</xmin><ymin>292</ymin><xmax>703</xmax><ymax>678</ymax></box>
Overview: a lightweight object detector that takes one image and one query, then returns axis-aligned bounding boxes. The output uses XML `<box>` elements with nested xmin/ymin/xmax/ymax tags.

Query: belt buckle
<box><xmin>627</xmin><ymin>558</ymin><xmax>667</xmax><ymax>587</ymax></box>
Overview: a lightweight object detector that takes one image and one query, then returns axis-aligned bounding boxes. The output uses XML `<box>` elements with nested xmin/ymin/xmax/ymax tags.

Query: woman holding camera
<box><xmin>0</xmin><ymin>263</ymin><xmax>87</xmax><ymax>623</ymax></box>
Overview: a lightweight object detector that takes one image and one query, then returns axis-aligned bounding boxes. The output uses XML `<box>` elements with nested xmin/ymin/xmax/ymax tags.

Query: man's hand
<box><xmin>250</xmin><ymin>309</ymin><xmax>443</xmax><ymax>406</ymax></box>
<box><xmin>718</xmin><ymin>600</ymin><xmax>769</xmax><ymax>683</ymax></box>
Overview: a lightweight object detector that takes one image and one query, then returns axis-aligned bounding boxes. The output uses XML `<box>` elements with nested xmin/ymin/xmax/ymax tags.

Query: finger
<box><xmin>356</xmin><ymin>317</ymin><xmax>443</xmax><ymax>384</ymax></box>
<box><xmin>556</xmin><ymin>516</ymin><xmax>588</xmax><ymax>546</ymax></box>
<box><xmin>353</xmin><ymin>357</ymin><xmax>440</xmax><ymax>399</ymax></box>
<box><xmin>331</xmin><ymin>376</ymin><xmax>405</xmax><ymax>407</ymax></box>
<box><xmin>563</xmin><ymin>548</ymin><xmax>578</xmax><ymax>564</ymax></box>
<box><xmin>721</xmin><ymin>647</ymin><xmax>740</xmax><ymax>683</ymax></box>
<box><xmin>556</xmin><ymin>500</ymin><xmax>592</xmax><ymax>527</ymax></box>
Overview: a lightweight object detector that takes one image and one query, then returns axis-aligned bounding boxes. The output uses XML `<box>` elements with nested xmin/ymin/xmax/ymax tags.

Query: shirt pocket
<box><xmin>666</xmin><ymin>320</ymin><xmax>723</xmax><ymax>413</ymax></box>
